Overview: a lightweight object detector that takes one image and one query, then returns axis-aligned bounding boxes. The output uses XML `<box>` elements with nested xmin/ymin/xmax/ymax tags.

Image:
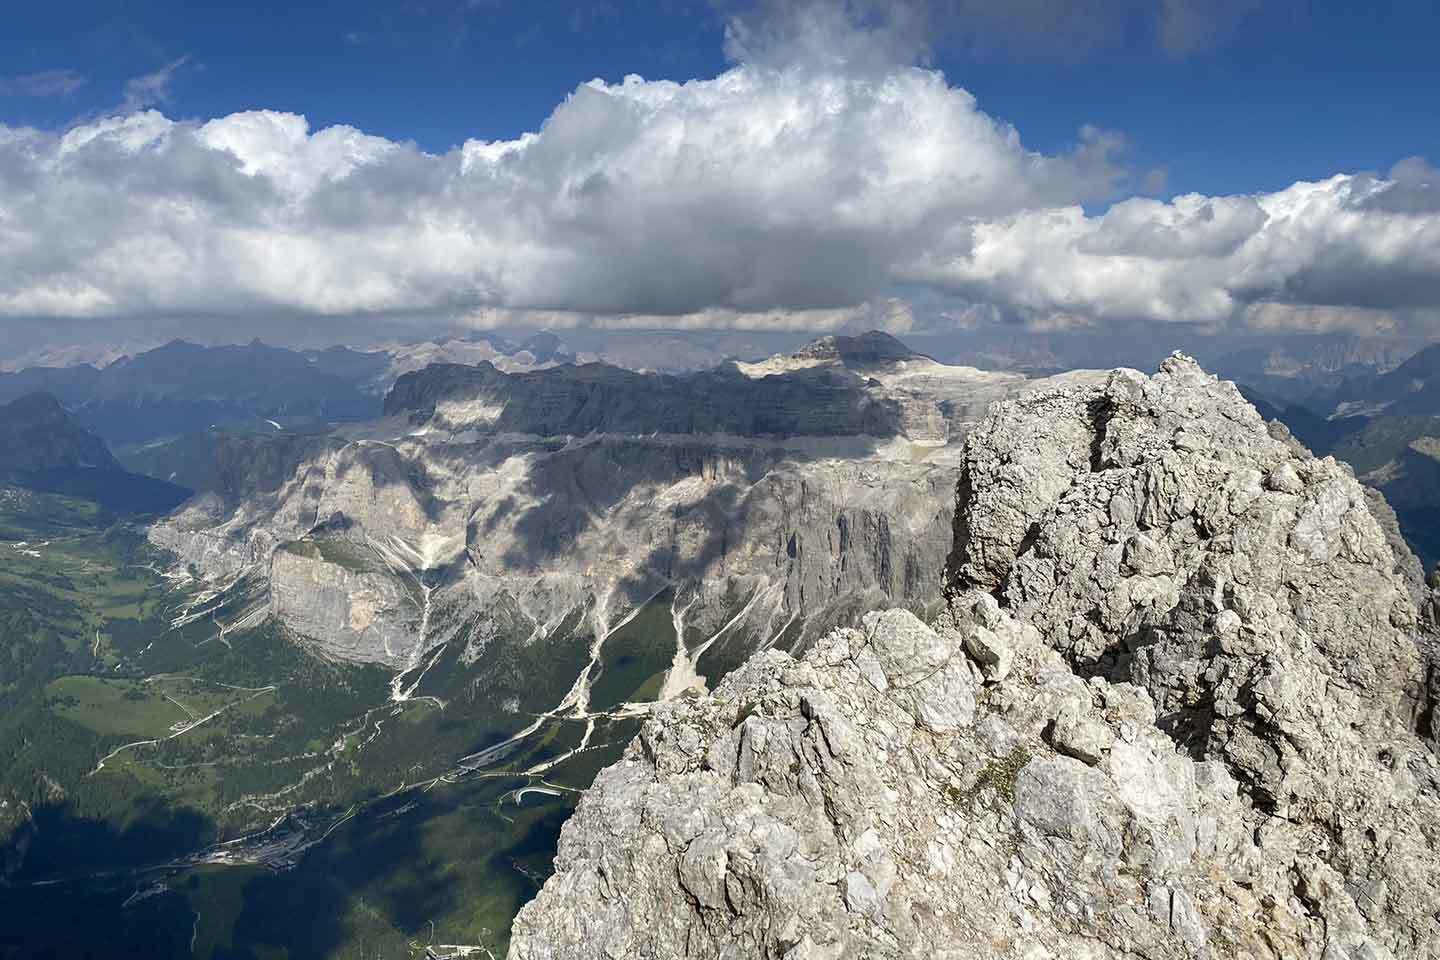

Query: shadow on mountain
<box><xmin>235</xmin><ymin>438</ymin><xmax>451</xmax><ymax>538</ymax></box>
<box><xmin>1236</xmin><ymin>384</ymin><xmax>1369</xmax><ymax>456</ymax></box>
<box><xmin>1</xmin><ymin>791</ymin><xmax>459</xmax><ymax>959</ymax></box>
<box><xmin>493</xmin><ymin>438</ymin><xmax>770</xmax><ymax>572</ymax></box>
<box><xmin>221</xmin><ymin>814</ymin><xmax>453</xmax><ymax>960</ymax></box>
<box><xmin>443</xmin><ymin>360</ymin><xmax>906</xmax><ymax>575</ymax></box>
<box><xmin>387</xmin><ymin>358</ymin><xmax>909</xmax><ymax>440</ymax></box>
<box><xmin>120</xmin><ymin>427</ymin><xmax>342</xmax><ymax>500</ymax></box>
<box><xmin>1</xmin><ymin>802</ymin><xmax>212</xmax><ymax>957</ymax></box>
<box><xmin>219</xmin><ymin>777</ymin><xmax>570</xmax><ymax>959</ymax></box>
<box><xmin>14</xmin><ymin>467</ymin><xmax>191</xmax><ymax>516</ymax></box>
<box><xmin>12</xmin><ymin>798</ymin><xmax>213</xmax><ymax>883</ymax></box>
<box><xmin>0</xmin><ymin>871</ymin><xmax>197</xmax><ymax>959</ymax></box>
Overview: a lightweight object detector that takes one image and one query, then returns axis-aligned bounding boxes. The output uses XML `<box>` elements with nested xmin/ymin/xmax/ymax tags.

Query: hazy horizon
<box><xmin>3</xmin><ymin>0</ymin><xmax>1438</xmax><ymax>363</ymax></box>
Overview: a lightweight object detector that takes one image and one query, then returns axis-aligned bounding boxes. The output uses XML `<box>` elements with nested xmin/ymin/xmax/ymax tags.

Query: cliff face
<box><xmin>508</xmin><ymin>355</ymin><xmax>1440</xmax><ymax>960</ymax></box>
<box><xmin>385</xmin><ymin>359</ymin><xmax>912</xmax><ymax>441</ymax></box>
<box><xmin>268</xmin><ymin>544</ymin><xmax>424</xmax><ymax>666</ymax></box>
<box><xmin>152</xmin><ymin>339</ymin><xmax>1045</xmax><ymax>672</ymax></box>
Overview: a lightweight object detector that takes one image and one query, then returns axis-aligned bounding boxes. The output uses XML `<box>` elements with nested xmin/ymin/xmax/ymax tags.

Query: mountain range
<box><xmin>1</xmin><ymin>329</ymin><xmax>1438</xmax><ymax>958</ymax></box>
<box><xmin>151</xmin><ymin>331</ymin><xmax>1039</xmax><ymax>672</ymax></box>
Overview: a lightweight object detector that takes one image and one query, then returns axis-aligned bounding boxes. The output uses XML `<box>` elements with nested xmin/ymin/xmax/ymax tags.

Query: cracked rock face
<box><xmin>508</xmin><ymin>356</ymin><xmax>1440</xmax><ymax>960</ymax></box>
<box><xmin>150</xmin><ymin>340</ymin><xmax>1057</xmax><ymax>667</ymax></box>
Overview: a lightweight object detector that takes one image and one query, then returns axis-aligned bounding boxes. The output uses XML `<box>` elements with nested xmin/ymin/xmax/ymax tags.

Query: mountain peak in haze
<box><xmin>792</xmin><ymin>330</ymin><xmax>920</xmax><ymax>366</ymax></box>
<box><xmin>0</xmin><ymin>392</ymin><xmax>121</xmax><ymax>473</ymax></box>
<box><xmin>731</xmin><ymin>330</ymin><xmax>928</xmax><ymax>379</ymax></box>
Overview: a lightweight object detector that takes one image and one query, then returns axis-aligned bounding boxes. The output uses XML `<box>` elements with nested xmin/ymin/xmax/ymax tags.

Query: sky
<box><xmin>1</xmin><ymin>0</ymin><xmax>1438</xmax><ymax>354</ymax></box>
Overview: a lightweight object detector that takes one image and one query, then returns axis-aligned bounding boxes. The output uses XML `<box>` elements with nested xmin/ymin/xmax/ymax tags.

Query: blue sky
<box><xmin>0</xmin><ymin>0</ymin><xmax>1438</xmax><ymax>352</ymax></box>
<box><xmin>4</xmin><ymin>0</ymin><xmax>1436</xmax><ymax>198</ymax></box>
<box><xmin>0</xmin><ymin>1</ymin><xmax>729</xmax><ymax>150</ymax></box>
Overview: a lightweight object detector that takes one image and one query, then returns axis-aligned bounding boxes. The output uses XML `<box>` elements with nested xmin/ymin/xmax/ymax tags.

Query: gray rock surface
<box><xmin>151</xmin><ymin>337</ymin><xmax>1052</xmax><ymax>669</ymax></box>
<box><xmin>268</xmin><ymin>545</ymin><xmax>422</xmax><ymax>666</ymax></box>
<box><xmin>509</xmin><ymin>355</ymin><xmax>1440</xmax><ymax>960</ymax></box>
<box><xmin>383</xmin><ymin>359</ymin><xmax>912</xmax><ymax>440</ymax></box>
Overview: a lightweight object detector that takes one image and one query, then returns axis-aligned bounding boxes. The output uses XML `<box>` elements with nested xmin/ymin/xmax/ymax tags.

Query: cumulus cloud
<box><xmin>1357</xmin><ymin>157</ymin><xmax>1440</xmax><ymax>215</ymax></box>
<box><xmin>904</xmin><ymin>174</ymin><xmax>1440</xmax><ymax>330</ymax></box>
<box><xmin>0</xmin><ymin>56</ymin><xmax>1121</xmax><ymax>324</ymax></box>
<box><xmin>0</xmin><ymin>4</ymin><xmax>1436</xmax><ymax>342</ymax></box>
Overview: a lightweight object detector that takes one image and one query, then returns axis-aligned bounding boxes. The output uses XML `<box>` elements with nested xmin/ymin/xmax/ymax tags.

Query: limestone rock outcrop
<box><xmin>508</xmin><ymin>355</ymin><xmax>1440</xmax><ymax>959</ymax></box>
<box><xmin>268</xmin><ymin>544</ymin><xmax>422</xmax><ymax>666</ymax></box>
<box><xmin>152</xmin><ymin>336</ymin><xmax>1047</xmax><ymax>668</ymax></box>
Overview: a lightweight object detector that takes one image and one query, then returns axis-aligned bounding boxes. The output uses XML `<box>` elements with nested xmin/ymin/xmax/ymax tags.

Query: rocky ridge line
<box><xmin>507</xmin><ymin>355</ymin><xmax>1440</xmax><ymax>959</ymax></box>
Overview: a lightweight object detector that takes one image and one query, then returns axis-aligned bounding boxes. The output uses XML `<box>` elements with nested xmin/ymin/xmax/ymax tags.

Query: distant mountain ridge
<box><xmin>151</xmin><ymin>330</ymin><xmax>1048</xmax><ymax>673</ymax></box>
<box><xmin>790</xmin><ymin>330</ymin><xmax>924</xmax><ymax>366</ymax></box>
<box><xmin>382</xmin><ymin>329</ymin><xmax>1021</xmax><ymax>445</ymax></box>
<box><xmin>384</xmin><ymin>359</ymin><xmax>908</xmax><ymax>440</ymax></box>
<box><xmin>0</xmin><ymin>392</ymin><xmax>190</xmax><ymax>514</ymax></box>
<box><xmin>0</xmin><ymin>393</ymin><xmax>120</xmax><ymax>474</ymax></box>
<box><xmin>0</xmin><ymin>334</ymin><xmax>590</xmax><ymax>455</ymax></box>
<box><xmin>0</xmin><ymin>339</ymin><xmax>386</xmax><ymax>447</ymax></box>
<box><xmin>1329</xmin><ymin>342</ymin><xmax>1440</xmax><ymax>417</ymax></box>
<box><xmin>9</xmin><ymin>328</ymin><xmax>1440</xmax><ymax>565</ymax></box>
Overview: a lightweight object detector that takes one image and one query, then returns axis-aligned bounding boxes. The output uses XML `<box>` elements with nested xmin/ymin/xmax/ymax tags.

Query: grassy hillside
<box><xmin>0</xmin><ymin>478</ymin><xmax>658</xmax><ymax>958</ymax></box>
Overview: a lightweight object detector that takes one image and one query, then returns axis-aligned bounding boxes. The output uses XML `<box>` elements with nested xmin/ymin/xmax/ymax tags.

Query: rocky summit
<box><xmin>508</xmin><ymin>355</ymin><xmax>1440</xmax><ymax>960</ymax></box>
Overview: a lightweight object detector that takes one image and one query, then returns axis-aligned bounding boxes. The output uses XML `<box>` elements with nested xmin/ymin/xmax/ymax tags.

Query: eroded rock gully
<box><xmin>509</xmin><ymin>356</ymin><xmax>1440</xmax><ymax>960</ymax></box>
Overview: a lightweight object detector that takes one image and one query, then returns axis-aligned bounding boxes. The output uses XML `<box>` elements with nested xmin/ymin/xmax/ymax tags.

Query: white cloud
<box><xmin>903</xmin><ymin>174</ymin><xmax>1440</xmax><ymax>331</ymax></box>
<box><xmin>0</xmin><ymin>70</ymin><xmax>87</xmax><ymax>97</ymax></box>
<box><xmin>1157</xmin><ymin>0</ymin><xmax>1259</xmax><ymax>58</ymax></box>
<box><xmin>0</xmin><ymin>58</ymin><xmax>1121</xmax><ymax>327</ymax></box>
<box><xmin>120</xmin><ymin>55</ymin><xmax>191</xmax><ymax>113</ymax></box>
<box><xmin>455</xmin><ymin>298</ymin><xmax>916</xmax><ymax>334</ymax></box>
<box><xmin>0</xmin><ymin>22</ymin><xmax>1436</xmax><ymax>342</ymax></box>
